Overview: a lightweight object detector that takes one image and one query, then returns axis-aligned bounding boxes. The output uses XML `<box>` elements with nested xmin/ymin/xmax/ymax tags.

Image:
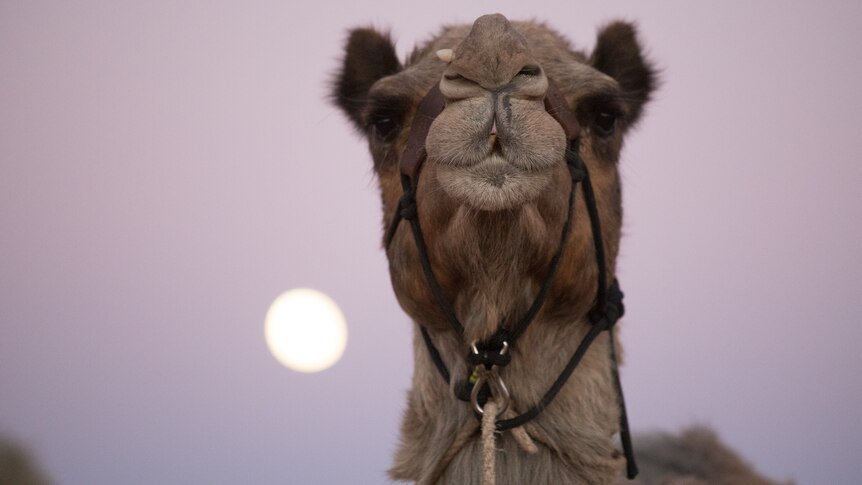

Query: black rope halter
<box><xmin>384</xmin><ymin>81</ymin><xmax>638</xmax><ymax>480</ymax></box>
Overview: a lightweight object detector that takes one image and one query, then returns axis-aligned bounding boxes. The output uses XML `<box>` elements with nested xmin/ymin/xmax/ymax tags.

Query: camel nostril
<box><xmin>490</xmin><ymin>121</ymin><xmax>497</xmax><ymax>136</ymax></box>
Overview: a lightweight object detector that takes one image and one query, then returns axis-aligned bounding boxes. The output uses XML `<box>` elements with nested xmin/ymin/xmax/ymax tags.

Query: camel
<box><xmin>0</xmin><ymin>436</ymin><xmax>51</xmax><ymax>485</ymax></box>
<box><xmin>332</xmin><ymin>14</ymin><xmax>786</xmax><ymax>485</ymax></box>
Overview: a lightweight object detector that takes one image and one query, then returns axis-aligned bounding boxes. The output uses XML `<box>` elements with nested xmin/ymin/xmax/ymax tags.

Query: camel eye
<box><xmin>517</xmin><ymin>66</ymin><xmax>541</xmax><ymax>77</ymax></box>
<box><xmin>371</xmin><ymin>116</ymin><xmax>399</xmax><ymax>142</ymax></box>
<box><xmin>366</xmin><ymin>94</ymin><xmax>410</xmax><ymax>143</ymax></box>
<box><xmin>594</xmin><ymin>112</ymin><xmax>617</xmax><ymax>137</ymax></box>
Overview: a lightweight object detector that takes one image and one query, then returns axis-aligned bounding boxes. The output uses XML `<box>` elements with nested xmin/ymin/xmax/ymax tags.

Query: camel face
<box><xmin>334</xmin><ymin>14</ymin><xmax>654</xmax><ymax>220</ymax></box>
<box><xmin>334</xmin><ymin>15</ymin><xmax>655</xmax><ymax>339</ymax></box>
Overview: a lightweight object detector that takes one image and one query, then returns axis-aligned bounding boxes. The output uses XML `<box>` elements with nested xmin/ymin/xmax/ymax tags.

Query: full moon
<box><xmin>264</xmin><ymin>288</ymin><xmax>348</xmax><ymax>372</ymax></box>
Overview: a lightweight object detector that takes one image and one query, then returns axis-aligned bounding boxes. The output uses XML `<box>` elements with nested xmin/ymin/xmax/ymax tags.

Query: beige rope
<box><xmin>481</xmin><ymin>400</ymin><xmax>499</xmax><ymax>485</ymax></box>
<box><xmin>426</xmin><ymin>401</ymin><xmax>539</xmax><ymax>484</ymax></box>
<box><xmin>509</xmin><ymin>422</ymin><xmax>538</xmax><ymax>455</ymax></box>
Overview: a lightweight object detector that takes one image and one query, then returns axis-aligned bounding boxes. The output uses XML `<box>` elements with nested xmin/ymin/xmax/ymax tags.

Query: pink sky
<box><xmin>2</xmin><ymin>1</ymin><xmax>860</xmax><ymax>484</ymax></box>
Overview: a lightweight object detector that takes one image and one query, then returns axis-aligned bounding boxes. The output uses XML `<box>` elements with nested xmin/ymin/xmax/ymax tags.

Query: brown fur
<box><xmin>334</xmin><ymin>14</ymin><xmax>652</xmax><ymax>484</ymax></box>
<box><xmin>0</xmin><ymin>436</ymin><xmax>51</xmax><ymax>485</ymax></box>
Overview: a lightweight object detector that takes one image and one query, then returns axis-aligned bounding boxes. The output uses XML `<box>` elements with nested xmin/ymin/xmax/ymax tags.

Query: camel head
<box><xmin>334</xmin><ymin>14</ymin><xmax>655</xmax><ymax>343</ymax></box>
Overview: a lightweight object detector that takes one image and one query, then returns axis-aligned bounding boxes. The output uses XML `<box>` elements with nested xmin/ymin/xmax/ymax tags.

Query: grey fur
<box><xmin>626</xmin><ymin>427</ymin><xmax>792</xmax><ymax>485</ymax></box>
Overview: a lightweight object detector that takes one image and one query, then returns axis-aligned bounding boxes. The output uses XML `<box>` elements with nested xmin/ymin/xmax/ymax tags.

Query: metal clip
<box><xmin>469</xmin><ymin>341</ymin><xmax>510</xmax><ymax>415</ymax></box>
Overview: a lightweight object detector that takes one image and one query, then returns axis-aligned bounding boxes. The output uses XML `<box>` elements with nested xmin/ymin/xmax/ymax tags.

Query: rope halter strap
<box><xmin>384</xmin><ymin>79</ymin><xmax>638</xmax><ymax>480</ymax></box>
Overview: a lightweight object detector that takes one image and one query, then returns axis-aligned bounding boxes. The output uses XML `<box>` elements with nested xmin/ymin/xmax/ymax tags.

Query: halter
<box><xmin>384</xmin><ymin>80</ymin><xmax>638</xmax><ymax>480</ymax></box>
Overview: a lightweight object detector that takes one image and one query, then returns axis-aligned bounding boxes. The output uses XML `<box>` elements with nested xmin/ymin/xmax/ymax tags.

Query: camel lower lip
<box><xmin>436</xmin><ymin>155</ymin><xmax>550</xmax><ymax>211</ymax></box>
<box><xmin>470</xmin><ymin>156</ymin><xmax>516</xmax><ymax>187</ymax></box>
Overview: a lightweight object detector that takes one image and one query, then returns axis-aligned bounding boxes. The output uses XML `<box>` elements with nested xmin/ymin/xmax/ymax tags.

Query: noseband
<box><xmin>384</xmin><ymin>80</ymin><xmax>638</xmax><ymax>479</ymax></box>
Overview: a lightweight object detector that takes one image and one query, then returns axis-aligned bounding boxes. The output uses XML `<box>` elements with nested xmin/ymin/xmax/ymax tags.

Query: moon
<box><xmin>264</xmin><ymin>288</ymin><xmax>348</xmax><ymax>373</ymax></box>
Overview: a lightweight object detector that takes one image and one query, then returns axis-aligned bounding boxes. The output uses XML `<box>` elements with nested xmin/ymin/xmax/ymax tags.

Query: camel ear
<box><xmin>332</xmin><ymin>28</ymin><xmax>402</xmax><ymax>130</ymax></box>
<box><xmin>589</xmin><ymin>22</ymin><xmax>656</xmax><ymax>127</ymax></box>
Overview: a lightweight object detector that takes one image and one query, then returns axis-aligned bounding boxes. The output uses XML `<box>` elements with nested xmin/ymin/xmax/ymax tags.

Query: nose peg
<box><xmin>436</xmin><ymin>49</ymin><xmax>454</xmax><ymax>63</ymax></box>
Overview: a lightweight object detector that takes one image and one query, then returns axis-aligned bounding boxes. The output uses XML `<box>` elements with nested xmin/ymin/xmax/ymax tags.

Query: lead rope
<box><xmin>481</xmin><ymin>400</ymin><xmax>499</xmax><ymax>485</ymax></box>
<box><xmin>481</xmin><ymin>401</ymin><xmax>539</xmax><ymax>485</ymax></box>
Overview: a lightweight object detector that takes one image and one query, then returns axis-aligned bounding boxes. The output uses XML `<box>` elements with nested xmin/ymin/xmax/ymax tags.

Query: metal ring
<box><xmin>469</xmin><ymin>340</ymin><xmax>511</xmax><ymax>415</ymax></box>
<box><xmin>470</xmin><ymin>372</ymin><xmax>511</xmax><ymax>416</ymax></box>
<box><xmin>489</xmin><ymin>373</ymin><xmax>511</xmax><ymax>415</ymax></box>
<box><xmin>471</xmin><ymin>374</ymin><xmax>487</xmax><ymax>415</ymax></box>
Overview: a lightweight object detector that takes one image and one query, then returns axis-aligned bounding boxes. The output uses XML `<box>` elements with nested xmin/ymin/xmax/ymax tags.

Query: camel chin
<box><xmin>435</xmin><ymin>153</ymin><xmax>552</xmax><ymax>211</ymax></box>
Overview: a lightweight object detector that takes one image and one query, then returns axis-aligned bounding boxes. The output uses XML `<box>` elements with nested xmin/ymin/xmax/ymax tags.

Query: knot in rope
<box><xmin>588</xmin><ymin>281</ymin><xmax>625</xmax><ymax>327</ymax></box>
<box><xmin>566</xmin><ymin>141</ymin><xmax>587</xmax><ymax>182</ymax></box>
<box><xmin>398</xmin><ymin>191</ymin><xmax>418</xmax><ymax>220</ymax></box>
<box><xmin>567</xmin><ymin>161</ymin><xmax>587</xmax><ymax>182</ymax></box>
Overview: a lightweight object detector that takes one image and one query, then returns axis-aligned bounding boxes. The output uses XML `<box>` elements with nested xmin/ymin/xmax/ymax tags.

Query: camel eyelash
<box><xmin>576</xmin><ymin>93</ymin><xmax>624</xmax><ymax>118</ymax></box>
